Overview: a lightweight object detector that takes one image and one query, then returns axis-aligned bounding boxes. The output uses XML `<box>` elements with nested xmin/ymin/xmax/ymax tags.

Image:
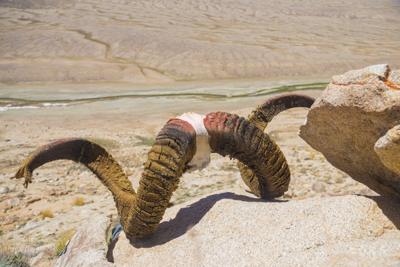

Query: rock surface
<box><xmin>375</xmin><ymin>125</ymin><xmax>400</xmax><ymax>175</ymax></box>
<box><xmin>0</xmin><ymin>186</ymin><xmax>9</xmax><ymax>194</ymax></box>
<box><xmin>56</xmin><ymin>190</ymin><xmax>400</xmax><ymax>267</ymax></box>
<box><xmin>300</xmin><ymin>64</ymin><xmax>400</xmax><ymax>197</ymax></box>
<box><xmin>55</xmin><ymin>216</ymin><xmax>113</xmax><ymax>267</ymax></box>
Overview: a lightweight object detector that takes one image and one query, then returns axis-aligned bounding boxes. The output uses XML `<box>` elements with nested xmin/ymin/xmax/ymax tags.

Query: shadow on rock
<box><xmin>132</xmin><ymin>192</ymin><xmax>285</xmax><ymax>248</ymax></box>
<box><xmin>363</xmin><ymin>195</ymin><xmax>400</xmax><ymax>230</ymax></box>
<box><xmin>108</xmin><ymin>191</ymin><xmax>285</xmax><ymax>258</ymax></box>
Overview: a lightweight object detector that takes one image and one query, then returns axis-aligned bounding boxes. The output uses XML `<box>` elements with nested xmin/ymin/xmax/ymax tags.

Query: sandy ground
<box><xmin>0</xmin><ymin>0</ymin><xmax>399</xmax><ymax>84</ymax></box>
<box><xmin>0</xmin><ymin>89</ymin><xmax>375</xmax><ymax>266</ymax></box>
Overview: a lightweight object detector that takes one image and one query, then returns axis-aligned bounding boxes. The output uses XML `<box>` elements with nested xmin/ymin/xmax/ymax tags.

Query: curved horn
<box><xmin>14</xmin><ymin>120</ymin><xmax>196</xmax><ymax>239</ymax></box>
<box><xmin>248</xmin><ymin>93</ymin><xmax>315</xmax><ymax>130</ymax></box>
<box><xmin>237</xmin><ymin>93</ymin><xmax>315</xmax><ymax>198</ymax></box>
<box><xmin>124</xmin><ymin>118</ymin><xmax>196</xmax><ymax>238</ymax></box>
<box><xmin>14</xmin><ymin>138</ymin><xmax>136</xmax><ymax>224</ymax></box>
<box><xmin>14</xmin><ymin>112</ymin><xmax>289</xmax><ymax>239</ymax></box>
<box><xmin>205</xmin><ymin>112</ymin><xmax>290</xmax><ymax>198</ymax></box>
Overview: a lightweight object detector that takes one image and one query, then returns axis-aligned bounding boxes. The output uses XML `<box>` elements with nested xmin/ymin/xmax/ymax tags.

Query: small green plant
<box><xmin>133</xmin><ymin>135</ymin><xmax>155</xmax><ymax>146</ymax></box>
<box><xmin>72</xmin><ymin>197</ymin><xmax>85</xmax><ymax>206</ymax></box>
<box><xmin>0</xmin><ymin>246</ymin><xmax>30</xmax><ymax>267</ymax></box>
<box><xmin>54</xmin><ymin>229</ymin><xmax>75</xmax><ymax>256</ymax></box>
<box><xmin>39</xmin><ymin>209</ymin><xmax>54</xmax><ymax>219</ymax></box>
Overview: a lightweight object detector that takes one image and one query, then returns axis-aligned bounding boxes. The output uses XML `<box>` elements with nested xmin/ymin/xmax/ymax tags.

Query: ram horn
<box><xmin>14</xmin><ymin>112</ymin><xmax>290</xmax><ymax>239</ymax></box>
<box><xmin>248</xmin><ymin>93</ymin><xmax>315</xmax><ymax>130</ymax></box>
<box><xmin>238</xmin><ymin>93</ymin><xmax>315</xmax><ymax>198</ymax></box>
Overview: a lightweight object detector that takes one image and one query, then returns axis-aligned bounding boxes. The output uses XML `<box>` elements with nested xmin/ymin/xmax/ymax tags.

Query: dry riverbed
<box><xmin>1</xmin><ymin>0</ymin><xmax>399</xmax><ymax>84</ymax></box>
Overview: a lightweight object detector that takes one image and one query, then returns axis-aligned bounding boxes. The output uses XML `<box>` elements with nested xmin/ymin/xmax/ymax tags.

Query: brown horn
<box><xmin>14</xmin><ymin>138</ymin><xmax>136</xmax><ymax>227</ymax></box>
<box><xmin>248</xmin><ymin>93</ymin><xmax>315</xmax><ymax>130</ymax></box>
<box><xmin>14</xmin><ymin>112</ymin><xmax>290</xmax><ymax>238</ymax></box>
<box><xmin>237</xmin><ymin>93</ymin><xmax>315</xmax><ymax>198</ymax></box>
<box><xmin>14</xmin><ymin>119</ymin><xmax>196</xmax><ymax>239</ymax></box>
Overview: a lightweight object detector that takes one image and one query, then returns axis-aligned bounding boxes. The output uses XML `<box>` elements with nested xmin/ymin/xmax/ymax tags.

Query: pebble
<box><xmin>0</xmin><ymin>186</ymin><xmax>10</xmax><ymax>194</ymax></box>
<box><xmin>30</xmin><ymin>252</ymin><xmax>47</xmax><ymax>266</ymax></box>
<box><xmin>3</xmin><ymin>214</ymin><xmax>19</xmax><ymax>225</ymax></box>
<box><xmin>23</xmin><ymin>220</ymin><xmax>41</xmax><ymax>231</ymax></box>
<box><xmin>312</xmin><ymin>182</ymin><xmax>326</xmax><ymax>193</ymax></box>
<box><xmin>35</xmin><ymin>244</ymin><xmax>53</xmax><ymax>255</ymax></box>
<box><xmin>6</xmin><ymin>197</ymin><xmax>20</xmax><ymax>209</ymax></box>
<box><xmin>78</xmin><ymin>184</ymin><xmax>97</xmax><ymax>194</ymax></box>
<box><xmin>26</xmin><ymin>197</ymin><xmax>41</xmax><ymax>204</ymax></box>
<box><xmin>78</xmin><ymin>184</ymin><xmax>86</xmax><ymax>194</ymax></box>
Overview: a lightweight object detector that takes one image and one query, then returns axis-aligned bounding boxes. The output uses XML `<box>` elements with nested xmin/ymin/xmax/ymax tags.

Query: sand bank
<box><xmin>0</xmin><ymin>0</ymin><xmax>399</xmax><ymax>84</ymax></box>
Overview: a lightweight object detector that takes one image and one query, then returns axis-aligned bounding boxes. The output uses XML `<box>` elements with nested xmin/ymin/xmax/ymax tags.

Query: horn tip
<box><xmin>14</xmin><ymin>165</ymin><xmax>32</xmax><ymax>188</ymax></box>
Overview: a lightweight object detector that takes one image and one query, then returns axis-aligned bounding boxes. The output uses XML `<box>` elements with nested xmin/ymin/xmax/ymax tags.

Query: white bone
<box><xmin>177</xmin><ymin>112</ymin><xmax>211</xmax><ymax>172</ymax></box>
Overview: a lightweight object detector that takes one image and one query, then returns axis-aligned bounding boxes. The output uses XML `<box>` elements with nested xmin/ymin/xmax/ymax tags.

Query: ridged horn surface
<box><xmin>14</xmin><ymin>119</ymin><xmax>196</xmax><ymax>239</ymax></box>
<box><xmin>125</xmin><ymin>118</ymin><xmax>196</xmax><ymax>238</ymax></box>
<box><xmin>237</xmin><ymin>93</ymin><xmax>315</xmax><ymax>198</ymax></box>
<box><xmin>248</xmin><ymin>93</ymin><xmax>315</xmax><ymax>130</ymax></box>
<box><xmin>14</xmin><ymin>138</ymin><xmax>136</xmax><ymax>216</ymax></box>
<box><xmin>205</xmin><ymin>112</ymin><xmax>290</xmax><ymax>198</ymax></box>
<box><xmin>14</xmin><ymin>111</ymin><xmax>295</xmax><ymax>238</ymax></box>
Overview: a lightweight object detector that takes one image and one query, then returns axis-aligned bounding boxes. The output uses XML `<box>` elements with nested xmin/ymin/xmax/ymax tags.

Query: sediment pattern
<box><xmin>1</xmin><ymin>0</ymin><xmax>399</xmax><ymax>83</ymax></box>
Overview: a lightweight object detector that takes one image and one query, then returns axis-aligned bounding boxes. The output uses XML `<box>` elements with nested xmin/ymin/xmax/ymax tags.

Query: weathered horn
<box><xmin>14</xmin><ymin>111</ymin><xmax>290</xmax><ymax>239</ymax></box>
<box><xmin>14</xmin><ymin>119</ymin><xmax>195</xmax><ymax>239</ymax></box>
<box><xmin>238</xmin><ymin>93</ymin><xmax>315</xmax><ymax>198</ymax></box>
<box><xmin>248</xmin><ymin>93</ymin><xmax>315</xmax><ymax>130</ymax></box>
<box><xmin>14</xmin><ymin>138</ymin><xmax>137</xmax><ymax>228</ymax></box>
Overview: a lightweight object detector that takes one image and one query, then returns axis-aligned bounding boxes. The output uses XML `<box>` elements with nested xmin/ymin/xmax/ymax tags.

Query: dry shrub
<box><xmin>39</xmin><ymin>209</ymin><xmax>54</xmax><ymax>219</ymax></box>
<box><xmin>54</xmin><ymin>229</ymin><xmax>76</xmax><ymax>256</ymax></box>
<box><xmin>72</xmin><ymin>197</ymin><xmax>85</xmax><ymax>206</ymax></box>
<box><xmin>0</xmin><ymin>244</ymin><xmax>30</xmax><ymax>267</ymax></box>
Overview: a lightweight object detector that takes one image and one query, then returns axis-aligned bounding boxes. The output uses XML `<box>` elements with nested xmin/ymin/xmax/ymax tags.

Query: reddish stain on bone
<box><xmin>385</xmin><ymin>80</ymin><xmax>400</xmax><ymax>90</ymax></box>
